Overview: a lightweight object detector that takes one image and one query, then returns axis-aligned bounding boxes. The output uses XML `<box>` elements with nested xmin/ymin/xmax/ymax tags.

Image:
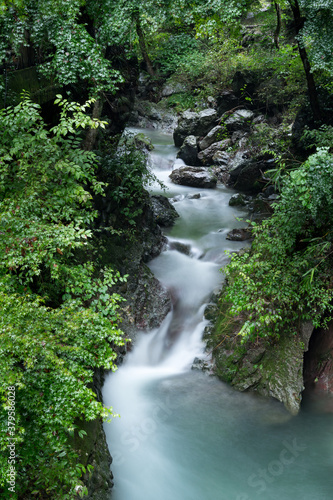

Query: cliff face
<box><xmin>205</xmin><ymin>298</ymin><xmax>315</xmax><ymax>415</ymax></box>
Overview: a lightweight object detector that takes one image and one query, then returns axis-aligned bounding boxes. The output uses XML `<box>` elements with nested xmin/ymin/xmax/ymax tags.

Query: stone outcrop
<box><xmin>223</xmin><ymin>109</ymin><xmax>255</xmax><ymax>132</ymax></box>
<box><xmin>150</xmin><ymin>194</ymin><xmax>180</xmax><ymax>227</ymax></box>
<box><xmin>197</xmin><ymin>139</ymin><xmax>231</xmax><ymax>165</ymax></box>
<box><xmin>129</xmin><ymin>99</ymin><xmax>177</xmax><ymax>132</ymax></box>
<box><xmin>177</xmin><ymin>135</ymin><xmax>199</xmax><ymax>165</ymax></box>
<box><xmin>170</xmin><ymin>166</ymin><xmax>217</xmax><ymax>189</ymax></box>
<box><xmin>173</xmin><ymin>108</ymin><xmax>218</xmax><ymax>147</ymax></box>
<box><xmin>199</xmin><ymin>125</ymin><xmax>226</xmax><ymax>151</ymax></box>
<box><xmin>228</xmin><ymin>155</ymin><xmax>275</xmax><ymax>194</ymax></box>
<box><xmin>204</xmin><ymin>300</ymin><xmax>314</xmax><ymax>415</ymax></box>
<box><xmin>304</xmin><ymin>321</ymin><xmax>333</xmax><ymax>398</ymax></box>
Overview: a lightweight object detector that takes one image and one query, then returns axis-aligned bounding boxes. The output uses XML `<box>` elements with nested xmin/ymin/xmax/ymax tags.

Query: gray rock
<box><xmin>229</xmin><ymin>157</ymin><xmax>275</xmax><ymax>194</ymax></box>
<box><xmin>216</xmin><ymin>90</ymin><xmax>238</xmax><ymax>116</ymax></box>
<box><xmin>173</xmin><ymin>108</ymin><xmax>218</xmax><ymax>147</ymax></box>
<box><xmin>197</xmin><ymin>139</ymin><xmax>231</xmax><ymax>165</ymax></box>
<box><xmin>130</xmin><ymin>99</ymin><xmax>178</xmax><ymax>133</ymax></box>
<box><xmin>150</xmin><ymin>195</ymin><xmax>179</xmax><ymax>227</ymax></box>
<box><xmin>229</xmin><ymin>193</ymin><xmax>246</xmax><ymax>207</ymax></box>
<box><xmin>199</xmin><ymin>125</ymin><xmax>226</xmax><ymax>150</ymax></box>
<box><xmin>223</xmin><ymin>109</ymin><xmax>254</xmax><ymax>132</ymax></box>
<box><xmin>170</xmin><ymin>166</ymin><xmax>217</xmax><ymax>189</ymax></box>
<box><xmin>228</xmin><ymin>151</ymin><xmax>250</xmax><ymax>175</ymax></box>
<box><xmin>191</xmin><ymin>357</ymin><xmax>213</xmax><ymax>372</ymax></box>
<box><xmin>212</xmin><ymin>151</ymin><xmax>231</xmax><ymax>167</ymax></box>
<box><xmin>169</xmin><ymin>241</ymin><xmax>191</xmax><ymax>255</ymax></box>
<box><xmin>231</xmin><ymin>130</ymin><xmax>248</xmax><ymax>145</ymax></box>
<box><xmin>177</xmin><ymin>135</ymin><xmax>198</xmax><ymax>165</ymax></box>
<box><xmin>253</xmin><ymin>114</ymin><xmax>266</xmax><ymax>125</ymax></box>
<box><xmin>161</xmin><ymin>82</ymin><xmax>187</xmax><ymax>97</ymax></box>
<box><xmin>226</xmin><ymin>228</ymin><xmax>252</xmax><ymax>241</ymax></box>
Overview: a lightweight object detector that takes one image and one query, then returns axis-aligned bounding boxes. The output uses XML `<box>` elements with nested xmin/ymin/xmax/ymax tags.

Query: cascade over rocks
<box><xmin>173</xmin><ymin>108</ymin><xmax>218</xmax><ymax>147</ymax></box>
<box><xmin>170</xmin><ymin>166</ymin><xmax>217</xmax><ymax>189</ymax></box>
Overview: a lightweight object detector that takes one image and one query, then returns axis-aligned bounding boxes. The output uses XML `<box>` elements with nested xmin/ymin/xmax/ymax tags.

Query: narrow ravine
<box><xmin>103</xmin><ymin>130</ymin><xmax>333</xmax><ymax>500</ymax></box>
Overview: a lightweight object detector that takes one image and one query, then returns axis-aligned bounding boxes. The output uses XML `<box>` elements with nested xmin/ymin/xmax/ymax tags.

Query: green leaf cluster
<box><xmin>223</xmin><ymin>148</ymin><xmax>333</xmax><ymax>342</ymax></box>
<box><xmin>0</xmin><ymin>96</ymin><xmax>126</xmax><ymax>498</ymax></box>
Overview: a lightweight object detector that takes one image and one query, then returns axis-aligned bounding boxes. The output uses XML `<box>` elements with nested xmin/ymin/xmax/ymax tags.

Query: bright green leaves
<box><xmin>0</xmin><ymin>96</ymin><xmax>126</xmax><ymax>498</ymax></box>
<box><xmin>0</xmin><ymin>281</ymin><xmax>124</xmax><ymax>498</ymax></box>
<box><xmin>0</xmin><ymin>96</ymin><xmax>105</xmax><ymax>283</ymax></box>
<box><xmin>223</xmin><ymin>149</ymin><xmax>333</xmax><ymax>343</ymax></box>
<box><xmin>0</xmin><ymin>0</ymin><xmax>123</xmax><ymax>98</ymax></box>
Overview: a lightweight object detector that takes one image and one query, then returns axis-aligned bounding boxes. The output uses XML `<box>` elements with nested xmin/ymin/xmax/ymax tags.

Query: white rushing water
<box><xmin>103</xmin><ymin>129</ymin><xmax>333</xmax><ymax>500</ymax></box>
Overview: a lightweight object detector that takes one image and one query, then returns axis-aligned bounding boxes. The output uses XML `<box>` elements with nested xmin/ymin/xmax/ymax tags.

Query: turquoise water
<box><xmin>103</xmin><ymin>129</ymin><xmax>333</xmax><ymax>500</ymax></box>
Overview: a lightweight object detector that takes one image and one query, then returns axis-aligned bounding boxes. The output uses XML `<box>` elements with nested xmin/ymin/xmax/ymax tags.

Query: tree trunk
<box><xmin>289</xmin><ymin>0</ymin><xmax>322</xmax><ymax>122</ymax></box>
<box><xmin>83</xmin><ymin>98</ymin><xmax>104</xmax><ymax>151</ymax></box>
<box><xmin>274</xmin><ymin>2</ymin><xmax>282</xmax><ymax>49</ymax></box>
<box><xmin>133</xmin><ymin>10</ymin><xmax>155</xmax><ymax>78</ymax></box>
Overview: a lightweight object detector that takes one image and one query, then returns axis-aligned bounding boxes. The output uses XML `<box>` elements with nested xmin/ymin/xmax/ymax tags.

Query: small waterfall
<box><xmin>103</xmin><ymin>129</ymin><xmax>332</xmax><ymax>500</ymax></box>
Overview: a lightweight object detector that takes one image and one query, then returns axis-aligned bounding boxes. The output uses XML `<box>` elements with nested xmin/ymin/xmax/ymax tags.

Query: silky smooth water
<box><xmin>103</xmin><ymin>129</ymin><xmax>333</xmax><ymax>500</ymax></box>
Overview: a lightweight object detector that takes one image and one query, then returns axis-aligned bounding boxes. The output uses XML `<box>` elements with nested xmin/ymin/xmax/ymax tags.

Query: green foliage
<box><xmin>301</xmin><ymin>124</ymin><xmax>333</xmax><ymax>150</ymax></box>
<box><xmin>98</xmin><ymin>132</ymin><xmax>163</xmax><ymax>226</ymax></box>
<box><xmin>0</xmin><ymin>95</ymin><xmax>105</xmax><ymax>284</ymax></box>
<box><xmin>0</xmin><ymin>0</ymin><xmax>123</xmax><ymax>97</ymax></box>
<box><xmin>0</xmin><ymin>274</ymin><xmax>124</xmax><ymax>498</ymax></box>
<box><xmin>0</xmin><ymin>96</ymin><xmax>126</xmax><ymax>498</ymax></box>
<box><xmin>299</xmin><ymin>0</ymin><xmax>333</xmax><ymax>75</ymax></box>
<box><xmin>153</xmin><ymin>33</ymin><xmax>200</xmax><ymax>76</ymax></box>
<box><xmin>223</xmin><ymin>148</ymin><xmax>333</xmax><ymax>342</ymax></box>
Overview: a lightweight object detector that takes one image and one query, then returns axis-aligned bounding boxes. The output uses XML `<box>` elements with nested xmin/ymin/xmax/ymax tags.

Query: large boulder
<box><xmin>177</xmin><ymin>135</ymin><xmax>199</xmax><ymax>165</ymax></box>
<box><xmin>197</xmin><ymin>139</ymin><xmax>231</xmax><ymax>165</ymax></box>
<box><xmin>150</xmin><ymin>195</ymin><xmax>179</xmax><ymax>227</ymax></box>
<box><xmin>170</xmin><ymin>166</ymin><xmax>217</xmax><ymax>189</ymax></box>
<box><xmin>229</xmin><ymin>156</ymin><xmax>275</xmax><ymax>194</ymax></box>
<box><xmin>199</xmin><ymin>125</ymin><xmax>226</xmax><ymax>151</ymax></box>
<box><xmin>173</xmin><ymin>108</ymin><xmax>218</xmax><ymax>147</ymax></box>
<box><xmin>223</xmin><ymin>109</ymin><xmax>255</xmax><ymax>132</ymax></box>
<box><xmin>161</xmin><ymin>82</ymin><xmax>187</xmax><ymax>97</ymax></box>
<box><xmin>208</xmin><ymin>305</ymin><xmax>314</xmax><ymax>415</ymax></box>
<box><xmin>216</xmin><ymin>90</ymin><xmax>238</xmax><ymax>116</ymax></box>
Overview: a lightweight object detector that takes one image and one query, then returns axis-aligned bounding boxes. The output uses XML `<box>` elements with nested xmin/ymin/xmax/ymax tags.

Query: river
<box><xmin>103</xmin><ymin>129</ymin><xmax>333</xmax><ymax>500</ymax></box>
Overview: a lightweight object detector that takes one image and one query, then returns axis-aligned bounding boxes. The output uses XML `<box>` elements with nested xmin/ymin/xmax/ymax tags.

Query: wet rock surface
<box><xmin>177</xmin><ymin>135</ymin><xmax>199</xmax><ymax>165</ymax></box>
<box><xmin>223</xmin><ymin>109</ymin><xmax>255</xmax><ymax>132</ymax></box>
<box><xmin>197</xmin><ymin>139</ymin><xmax>231</xmax><ymax>165</ymax></box>
<box><xmin>226</xmin><ymin>228</ymin><xmax>252</xmax><ymax>241</ymax></box>
<box><xmin>304</xmin><ymin>321</ymin><xmax>333</xmax><ymax>398</ymax></box>
<box><xmin>170</xmin><ymin>166</ymin><xmax>217</xmax><ymax>189</ymax></box>
<box><xmin>204</xmin><ymin>298</ymin><xmax>315</xmax><ymax>415</ymax></box>
<box><xmin>150</xmin><ymin>194</ymin><xmax>180</xmax><ymax>227</ymax></box>
<box><xmin>173</xmin><ymin>108</ymin><xmax>218</xmax><ymax>147</ymax></box>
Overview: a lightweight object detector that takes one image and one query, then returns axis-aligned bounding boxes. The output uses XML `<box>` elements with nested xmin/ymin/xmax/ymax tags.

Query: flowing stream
<box><xmin>103</xmin><ymin>129</ymin><xmax>333</xmax><ymax>500</ymax></box>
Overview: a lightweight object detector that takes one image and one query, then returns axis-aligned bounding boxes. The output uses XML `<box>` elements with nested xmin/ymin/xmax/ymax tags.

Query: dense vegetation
<box><xmin>1</xmin><ymin>0</ymin><xmax>333</xmax><ymax>498</ymax></box>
